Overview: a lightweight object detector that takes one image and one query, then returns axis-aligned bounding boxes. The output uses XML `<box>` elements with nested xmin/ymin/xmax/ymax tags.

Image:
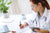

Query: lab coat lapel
<box><xmin>42</xmin><ymin>7</ymin><xmax>48</xmax><ymax>18</ymax></box>
<box><xmin>36</xmin><ymin>7</ymin><xmax>48</xmax><ymax>28</ymax></box>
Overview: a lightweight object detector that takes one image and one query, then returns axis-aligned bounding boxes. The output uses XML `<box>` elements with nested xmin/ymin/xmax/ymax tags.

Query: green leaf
<box><xmin>0</xmin><ymin>0</ymin><xmax>2</xmax><ymax>2</ymax></box>
<box><xmin>0</xmin><ymin>0</ymin><xmax>12</xmax><ymax>13</ymax></box>
<box><xmin>7</xmin><ymin>2</ymin><xmax>12</xmax><ymax>5</ymax></box>
<box><xmin>6</xmin><ymin>7</ymin><xmax>9</xmax><ymax>10</ymax></box>
<box><xmin>0</xmin><ymin>4</ymin><xmax>2</xmax><ymax>7</ymax></box>
<box><xmin>1</xmin><ymin>8</ymin><xmax>3</xmax><ymax>10</ymax></box>
<box><xmin>2</xmin><ymin>0</ymin><xmax>4</xmax><ymax>1</ymax></box>
<box><xmin>1</xmin><ymin>0</ymin><xmax>4</xmax><ymax>3</ymax></box>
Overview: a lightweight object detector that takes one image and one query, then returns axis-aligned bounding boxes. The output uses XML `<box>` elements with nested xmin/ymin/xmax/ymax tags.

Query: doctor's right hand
<box><xmin>19</xmin><ymin>22</ymin><xmax>28</xmax><ymax>29</ymax></box>
<box><xmin>19</xmin><ymin>24</ymin><xmax>24</xmax><ymax>29</ymax></box>
<box><xmin>12</xmin><ymin>31</ymin><xmax>16</xmax><ymax>33</ymax></box>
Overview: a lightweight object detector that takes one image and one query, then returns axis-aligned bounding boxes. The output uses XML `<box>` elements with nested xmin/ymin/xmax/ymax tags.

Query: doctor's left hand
<box><xmin>34</xmin><ymin>28</ymin><xmax>49</xmax><ymax>33</ymax></box>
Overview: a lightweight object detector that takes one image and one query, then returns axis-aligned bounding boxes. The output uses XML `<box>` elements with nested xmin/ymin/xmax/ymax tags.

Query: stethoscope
<box><xmin>33</xmin><ymin>19</ymin><xmax>37</xmax><ymax>26</ymax></box>
<box><xmin>33</xmin><ymin>16</ymin><xmax>47</xmax><ymax>27</ymax></box>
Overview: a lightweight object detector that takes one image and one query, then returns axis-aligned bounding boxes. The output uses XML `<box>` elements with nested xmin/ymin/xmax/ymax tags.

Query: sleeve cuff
<box><xmin>49</xmin><ymin>30</ymin><xmax>50</xmax><ymax>33</ymax></box>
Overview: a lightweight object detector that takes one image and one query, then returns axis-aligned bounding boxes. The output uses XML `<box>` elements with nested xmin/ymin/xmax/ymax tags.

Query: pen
<box><xmin>35</xmin><ymin>19</ymin><xmax>37</xmax><ymax>26</ymax></box>
<box><xmin>20</xmin><ymin>21</ymin><xmax>21</xmax><ymax>29</ymax></box>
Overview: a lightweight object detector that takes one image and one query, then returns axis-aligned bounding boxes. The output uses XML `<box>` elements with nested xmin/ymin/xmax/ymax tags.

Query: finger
<box><xmin>12</xmin><ymin>31</ymin><xmax>16</xmax><ymax>33</ymax></box>
<box><xmin>34</xmin><ymin>29</ymin><xmax>40</xmax><ymax>32</ymax></box>
<box><xmin>19</xmin><ymin>24</ymin><xmax>22</xmax><ymax>26</ymax></box>
<box><xmin>20</xmin><ymin>25</ymin><xmax>24</xmax><ymax>29</ymax></box>
<box><xmin>39</xmin><ymin>28</ymin><xmax>44</xmax><ymax>31</ymax></box>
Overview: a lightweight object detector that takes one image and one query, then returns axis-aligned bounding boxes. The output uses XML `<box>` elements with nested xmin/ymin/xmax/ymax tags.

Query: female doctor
<box><xmin>19</xmin><ymin>0</ymin><xmax>50</xmax><ymax>33</ymax></box>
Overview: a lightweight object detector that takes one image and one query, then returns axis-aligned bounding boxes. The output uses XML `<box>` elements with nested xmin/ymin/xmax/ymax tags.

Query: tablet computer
<box><xmin>30</xmin><ymin>27</ymin><xmax>40</xmax><ymax>32</ymax></box>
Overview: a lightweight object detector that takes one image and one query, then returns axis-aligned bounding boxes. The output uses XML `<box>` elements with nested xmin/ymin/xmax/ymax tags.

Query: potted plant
<box><xmin>0</xmin><ymin>0</ymin><xmax>12</xmax><ymax>18</ymax></box>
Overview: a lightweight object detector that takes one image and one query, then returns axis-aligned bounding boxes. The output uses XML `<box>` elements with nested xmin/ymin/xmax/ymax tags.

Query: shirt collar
<box><xmin>42</xmin><ymin>7</ymin><xmax>48</xmax><ymax>17</ymax></box>
<box><xmin>37</xmin><ymin>7</ymin><xmax>48</xmax><ymax>19</ymax></box>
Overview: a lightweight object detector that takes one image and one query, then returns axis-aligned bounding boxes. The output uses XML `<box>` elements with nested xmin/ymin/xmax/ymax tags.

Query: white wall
<box><xmin>17</xmin><ymin>0</ymin><xmax>32</xmax><ymax>14</ymax></box>
<box><xmin>8</xmin><ymin>0</ymin><xmax>21</xmax><ymax>14</ymax></box>
<box><xmin>8</xmin><ymin>0</ymin><xmax>50</xmax><ymax>15</ymax></box>
<box><xmin>8</xmin><ymin>0</ymin><xmax>32</xmax><ymax>15</ymax></box>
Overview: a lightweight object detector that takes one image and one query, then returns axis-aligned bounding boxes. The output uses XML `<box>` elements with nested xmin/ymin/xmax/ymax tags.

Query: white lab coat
<box><xmin>26</xmin><ymin>7</ymin><xmax>50</xmax><ymax>33</ymax></box>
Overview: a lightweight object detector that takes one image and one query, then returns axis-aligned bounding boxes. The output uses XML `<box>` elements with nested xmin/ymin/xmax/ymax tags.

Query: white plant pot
<box><xmin>3</xmin><ymin>13</ymin><xmax>9</xmax><ymax>18</ymax></box>
<box><xmin>0</xmin><ymin>13</ymin><xmax>3</xmax><ymax>17</ymax></box>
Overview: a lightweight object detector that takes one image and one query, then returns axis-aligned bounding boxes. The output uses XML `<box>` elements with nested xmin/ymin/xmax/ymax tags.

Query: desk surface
<box><xmin>0</xmin><ymin>15</ymin><xmax>36</xmax><ymax>33</ymax></box>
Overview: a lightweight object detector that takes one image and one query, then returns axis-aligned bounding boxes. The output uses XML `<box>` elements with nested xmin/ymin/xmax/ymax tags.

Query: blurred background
<box><xmin>8</xmin><ymin>0</ymin><xmax>50</xmax><ymax>15</ymax></box>
<box><xmin>0</xmin><ymin>0</ymin><xmax>50</xmax><ymax>33</ymax></box>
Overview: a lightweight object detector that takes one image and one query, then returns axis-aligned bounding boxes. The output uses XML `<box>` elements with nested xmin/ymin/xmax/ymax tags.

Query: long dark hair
<box><xmin>30</xmin><ymin>0</ymin><xmax>50</xmax><ymax>9</ymax></box>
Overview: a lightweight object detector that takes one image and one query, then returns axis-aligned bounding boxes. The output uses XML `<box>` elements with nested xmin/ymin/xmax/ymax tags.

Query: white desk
<box><xmin>0</xmin><ymin>14</ymin><xmax>36</xmax><ymax>33</ymax></box>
